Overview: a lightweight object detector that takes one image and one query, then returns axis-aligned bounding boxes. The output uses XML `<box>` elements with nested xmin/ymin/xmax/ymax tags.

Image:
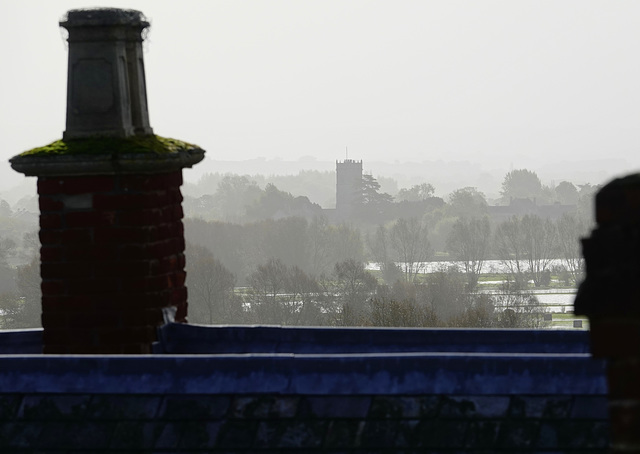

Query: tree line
<box><xmin>0</xmin><ymin>167</ymin><xmax>599</xmax><ymax>329</ymax></box>
<box><xmin>182</xmin><ymin>208</ymin><xmax>589</xmax><ymax>328</ymax></box>
<box><xmin>185</xmin><ymin>210</ymin><xmax>589</xmax><ymax>288</ymax></box>
<box><xmin>178</xmin><ymin>168</ymin><xmax>599</xmax><ymax>328</ymax></box>
<box><xmin>183</xmin><ymin>169</ymin><xmax>599</xmax><ymax>224</ymax></box>
<box><xmin>186</xmin><ymin>251</ymin><xmax>548</xmax><ymax>329</ymax></box>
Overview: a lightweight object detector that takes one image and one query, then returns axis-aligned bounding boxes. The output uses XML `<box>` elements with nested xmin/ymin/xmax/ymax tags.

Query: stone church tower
<box><xmin>335</xmin><ymin>159</ymin><xmax>362</xmax><ymax>217</ymax></box>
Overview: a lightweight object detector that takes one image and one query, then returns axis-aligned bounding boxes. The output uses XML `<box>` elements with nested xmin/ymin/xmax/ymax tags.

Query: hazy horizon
<box><xmin>2</xmin><ymin>1</ymin><xmax>639</xmax><ymax>193</ymax></box>
<box><xmin>0</xmin><ymin>154</ymin><xmax>622</xmax><ymax>209</ymax></box>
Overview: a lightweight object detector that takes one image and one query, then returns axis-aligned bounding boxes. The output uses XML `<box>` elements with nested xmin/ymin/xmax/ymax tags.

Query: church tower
<box><xmin>336</xmin><ymin>159</ymin><xmax>363</xmax><ymax>216</ymax></box>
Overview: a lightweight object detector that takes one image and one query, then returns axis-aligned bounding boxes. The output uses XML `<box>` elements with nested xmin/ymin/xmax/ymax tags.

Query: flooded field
<box><xmin>367</xmin><ymin>260</ymin><xmax>585</xmax><ymax>327</ymax></box>
<box><xmin>366</xmin><ymin>259</ymin><xmax>572</xmax><ymax>275</ymax></box>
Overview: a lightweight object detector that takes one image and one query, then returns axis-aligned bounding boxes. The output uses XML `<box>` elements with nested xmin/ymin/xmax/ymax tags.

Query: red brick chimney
<box><xmin>575</xmin><ymin>174</ymin><xmax>640</xmax><ymax>452</ymax></box>
<box><xmin>9</xmin><ymin>8</ymin><xmax>204</xmax><ymax>353</ymax></box>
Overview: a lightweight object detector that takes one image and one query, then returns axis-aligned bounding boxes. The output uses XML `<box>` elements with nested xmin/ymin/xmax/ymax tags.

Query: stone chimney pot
<box><xmin>60</xmin><ymin>7</ymin><xmax>153</xmax><ymax>139</ymax></box>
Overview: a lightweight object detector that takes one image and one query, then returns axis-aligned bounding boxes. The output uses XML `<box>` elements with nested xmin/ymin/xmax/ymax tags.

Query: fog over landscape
<box><xmin>1</xmin><ymin>0</ymin><xmax>632</xmax><ymax>330</ymax></box>
<box><xmin>0</xmin><ymin>5</ymin><xmax>633</xmax><ymax>446</ymax></box>
<box><xmin>2</xmin><ymin>1</ymin><xmax>640</xmax><ymax>200</ymax></box>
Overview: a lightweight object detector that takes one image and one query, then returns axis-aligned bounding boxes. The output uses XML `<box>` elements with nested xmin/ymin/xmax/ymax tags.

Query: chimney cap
<box><xmin>60</xmin><ymin>7</ymin><xmax>149</xmax><ymax>29</ymax></box>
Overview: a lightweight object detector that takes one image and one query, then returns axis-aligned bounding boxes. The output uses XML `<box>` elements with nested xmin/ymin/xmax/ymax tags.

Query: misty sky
<box><xmin>2</xmin><ymin>1</ymin><xmax>640</xmax><ymax>191</ymax></box>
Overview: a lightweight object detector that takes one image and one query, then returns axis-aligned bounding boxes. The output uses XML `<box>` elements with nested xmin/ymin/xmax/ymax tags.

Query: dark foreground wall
<box><xmin>0</xmin><ymin>327</ymin><xmax>608</xmax><ymax>453</ymax></box>
<box><xmin>0</xmin><ymin>325</ymin><xmax>593</xmax><ymax>355</ymax></box>
<box><xmin>155</xmin><ymin>323</ymin><xmax>593</xmax><ymax>354</ymax></box>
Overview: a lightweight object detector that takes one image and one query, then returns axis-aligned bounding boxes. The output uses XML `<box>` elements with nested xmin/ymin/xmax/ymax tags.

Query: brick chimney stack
<box><xmin>576</xmin><ymin>174</ymin><xmax>640</xmax><ymax>452</ymax></box>
<box><xmin>9</xmin><ymin>8</ymin><xmax>204</xmax><ymax>354</ymax></box>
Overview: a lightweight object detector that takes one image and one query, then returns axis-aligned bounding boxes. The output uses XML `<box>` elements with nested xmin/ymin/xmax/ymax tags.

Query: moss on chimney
<box><xmin>19</xmin><ymin>135</ymin><xmax>199</xmax><ymax>157</ymax></box>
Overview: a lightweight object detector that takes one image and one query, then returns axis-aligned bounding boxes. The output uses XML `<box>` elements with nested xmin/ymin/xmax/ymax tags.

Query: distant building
<box><xmin>330</xmin><ymin>159</ymin><xmax>447</xmax><ymax>224</ymax></box>
<box><xmin>335</xmin><ymin>159</ymin><xmax>362</xmax><ymax>217</ymax></box>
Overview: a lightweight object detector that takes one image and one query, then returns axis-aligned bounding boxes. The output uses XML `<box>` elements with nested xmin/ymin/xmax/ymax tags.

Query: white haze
<box><xmin>2</xmin><ymin>1</ymin><xmax>640</xmax><ymax>197</ymax></box>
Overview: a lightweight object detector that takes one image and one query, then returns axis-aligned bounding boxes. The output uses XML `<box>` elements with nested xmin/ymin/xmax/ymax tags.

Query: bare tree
<box><xmin>390</xmin><ymin>217</ymin><xmax>432</xmax><ymax>282</ymax></box>
<box><xmin>494</xmin><ymin>216</ymin><xmax>527</xmax><ymax>286</ymax></box>
<box><xmin>308</xmin><ymin>216</ymin><xmax>331</xmax><ymax>276</ymax></box>
<box><xmin>286</xmin><ymin>265</ymin><xmax>327</xmax><ymax>325</ymax></box>
<box><xmin>366</xmin><ymin>224</ymin><xmax>402</xmax><ymax>284</ymax></box>
<box><xmin>495</xmin><ymin>215</ymin><xmax>557</xmax><ymax>287</ymax></box>
<box><xmin>333</xmin><ymin>259</ymin><xmax>378</xmax><ymax>325</ymax></box>
<box><xmin>556</xmin><ymin>213</ymin><xmax>587</xmax><ymax>284</ymax></box>
<box><xmin>366</xmin><ymin>224</ymin><xmax>389</xmax><ymax>267</ymax></box>
<box><xmin>418</xmin><ymin>266</ymin><xmax>468</xmax><ymax>321</ymax></box>
<box><xmin>446</xmin><ymin>216</ymin><xmax>491</xmax><ymax>290</ymax></box>
<box><xmin>247</xmin><ymin>258</ymin><xmax>288</xmax><ymax>305</ymax></box>
<box><xmin>521</xmin><ymin>214</ymin><xmax>557</xmax><ymax>287</ymax></box>
<box><xmin>492</xmin><ymin>281</ymin><xmax>549</xmax><ymax>328</ymax></box>
<box><xmin>186</xmin><ymin>243</ymin><xmax>239</xmax><ymax>324</ymax></box>
<box><xmin>247</xmin><ymin>258</ymin><xmax>329</xmax><ymax>325</ymax></box>
<box><xmin>329</xmin><ymin>223</ymin><xmax>365</xmax><ymax>266</ymax></box>
<box><xmin>369</xmin><ymin>297</ymin><xmax>438</xmax><ymax>327</ymax></box>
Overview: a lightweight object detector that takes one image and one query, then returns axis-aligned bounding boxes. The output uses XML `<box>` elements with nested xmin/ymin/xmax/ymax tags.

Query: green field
<box><xmin>549</xmin><ymin>312</ymin><xmax>589</xmax><ymax>330</ymax></box>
